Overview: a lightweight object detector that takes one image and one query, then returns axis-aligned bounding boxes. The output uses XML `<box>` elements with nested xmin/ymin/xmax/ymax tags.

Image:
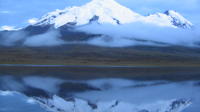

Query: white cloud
<box><xmin>76</xmin><ymin>22</ymin><xmax>200</xmax><ymax>47</ymax></box>
<box><xmin>0</xmin><ymin>25</ymin><xmax>16</xmax><ymax>31</ymax></box>
<box><xmin>28</xmin><ymin>18</ymin><xmax>39</xmax><ymax>24</ymax></box>
<box><xmin>23</xmin><ymin>30</ymin><xmax>65</xmax><ymax>47</ymax></box>
<box><xmin>0</xmin><ymin>31</ymin><xmax>27</xmax><ymax>46</ymax></box>
<box><xmin>0</xmin><ymin>10</ymin><xmax>11</xmax><ymax>14</ymax></box>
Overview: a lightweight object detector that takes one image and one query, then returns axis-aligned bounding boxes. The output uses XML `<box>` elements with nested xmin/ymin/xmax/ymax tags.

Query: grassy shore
<box><xmin>1</xmin><ymin>45</ymin><xmax>200</xmax><ymax>67</ymax></box>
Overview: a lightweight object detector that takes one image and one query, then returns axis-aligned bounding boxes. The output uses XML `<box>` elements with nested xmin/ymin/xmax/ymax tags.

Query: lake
<box><xmin>0</xmin><ymin>65</ymin><xmax>200</xmax><ymax>112</ymax></box>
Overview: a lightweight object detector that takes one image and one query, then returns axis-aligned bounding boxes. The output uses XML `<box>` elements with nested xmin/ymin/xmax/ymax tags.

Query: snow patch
<box><xmin>165</xmin><ymin>10</ymin><xmax>193</xmax><ymax>28</ymax></box>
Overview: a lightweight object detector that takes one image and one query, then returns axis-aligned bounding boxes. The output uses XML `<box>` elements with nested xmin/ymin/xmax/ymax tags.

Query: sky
<box><xmin>0</xmin><ymin>0</ymin><xmax>200</xmax><ymax>28</ymax></box>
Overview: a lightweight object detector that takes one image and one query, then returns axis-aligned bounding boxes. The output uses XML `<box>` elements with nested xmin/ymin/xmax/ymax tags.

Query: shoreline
<box><xmin>0</xmin><ymin>64</ymin><xmax>159</xmax><ymax>68</ymax></box>
<box><xmin>0</xmin><ymin>65</ymin><xmax>200</xmax><ymax>81</ymax></box>
<box><xmin>0</xmin><ymin>63</ymin><xmax>200</xmax><ymax>68</ymax></box>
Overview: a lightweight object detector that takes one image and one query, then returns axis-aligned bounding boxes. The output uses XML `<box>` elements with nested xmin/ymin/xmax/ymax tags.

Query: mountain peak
<box><xmin>34</xmin><ymin>0</ymin><xmax>193</xmax><ymax>29</ymax></box>
<box><xmin>90</xmin><ymin>0</ymin><xmax>116</xmax><ymax>4</ymax></box>
<box><xmin>164</xmin><ymin>10</ymin><xmax>193</xmax><ymax>28</ymax></box>
<box><xmin>35</xmin><ymin>0</ymin><xmax>141</xmax><ymax>28</ymax></box>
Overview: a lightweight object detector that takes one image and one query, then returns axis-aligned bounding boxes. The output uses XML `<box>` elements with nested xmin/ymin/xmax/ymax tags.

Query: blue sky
<box><xmin>0</xmin><ymin>0</ymin><xmax>200</xmax><ymax>28</ymax></box>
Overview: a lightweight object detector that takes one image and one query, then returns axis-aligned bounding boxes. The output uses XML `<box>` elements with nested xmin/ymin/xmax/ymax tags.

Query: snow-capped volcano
<box><xmin>35</xmin><ymin>0</ymin><xmax>193</xmax><ymax>29</ymax></box>
<box><xmin>36</xmin><ymin>0</ymin><xmax>142</xmax><ymax>27</ymax></box>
